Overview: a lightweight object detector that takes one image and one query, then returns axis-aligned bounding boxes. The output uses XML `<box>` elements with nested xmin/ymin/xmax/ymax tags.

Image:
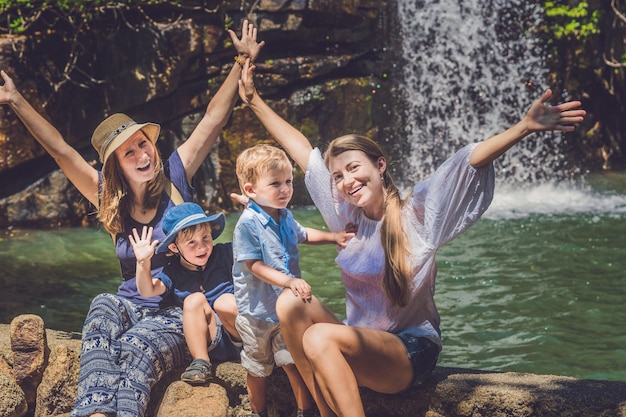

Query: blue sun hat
<box><xmin>156</xmin><ymin>202</ymin><xmax>226</xmax><ymax>254</ymax></box>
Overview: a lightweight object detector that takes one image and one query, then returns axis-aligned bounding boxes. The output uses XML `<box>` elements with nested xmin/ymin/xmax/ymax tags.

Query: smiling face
<box><xmin>244</xmin><ymin>166</ymin><xmax>294</xmax><ymax>218</ymax></box>
<box><xmin>113</xmin><ymin>130</ymin><xmax>157</xmax><ymax>186</ymax></box>
<box><xmin>329</xmin><ymin>149</ymin><xmax>387</xmax><ymax>220</ymax></box>
<box><xmin>169</xmin><ymin>223</ymin><xmax>214</xmax><ymax>270</ymax></box>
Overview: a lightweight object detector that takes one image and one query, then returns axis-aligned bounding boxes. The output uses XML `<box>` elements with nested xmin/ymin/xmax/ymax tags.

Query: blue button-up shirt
<box><xmin>232</xmin><ymin>200</ymin><xmax>307</xmax><ymax>322</ymax></box>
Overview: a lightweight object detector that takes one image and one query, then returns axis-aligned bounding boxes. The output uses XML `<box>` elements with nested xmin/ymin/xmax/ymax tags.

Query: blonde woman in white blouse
<box><xmin>237</xmin><ymin>58</ymin><xmax>585</xmax><ymax>417</ymax></box>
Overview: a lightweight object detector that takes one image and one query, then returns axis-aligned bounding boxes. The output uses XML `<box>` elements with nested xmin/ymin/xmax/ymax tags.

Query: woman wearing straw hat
<box><xmin>0</xmin><ymin>20</ymin><xmax>263</xmax><ymax>417</ymax></box>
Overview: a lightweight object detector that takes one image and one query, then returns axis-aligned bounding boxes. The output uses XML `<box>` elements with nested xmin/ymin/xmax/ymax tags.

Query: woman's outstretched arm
<box><xmin>238</xmin><ymin>58</ymin><xmax>313</xmax><ymax>171</ymax></box>
<box><xmin>0</xmin><ymin>70</ymin><xmax>100</xmax><ymax>206</ymax></box>
<box><xmin>177</xmin><ymin>19</ymin><xmax>265</xmax><ymax>182</ymax></box>
<box><xmin>470</xmin><ymin>89</ymin><xmax>586</xmax><ymax>168</ymax></box>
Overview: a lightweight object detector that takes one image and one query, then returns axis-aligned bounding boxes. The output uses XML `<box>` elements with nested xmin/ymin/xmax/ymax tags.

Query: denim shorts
<box><xmin>208</xmin><ymin>315</ymin><xmax>242</xmax><ymax>363</ymax></box>
<box><xmin>395</xmin><ymin>329</ymin><xmax>440</xmax><ymax>389</ymax></box>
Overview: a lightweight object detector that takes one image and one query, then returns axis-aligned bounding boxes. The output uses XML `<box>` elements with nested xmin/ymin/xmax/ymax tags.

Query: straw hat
<box><xmin>91</xmin><ymin>113</ymin><xmax>160</xmax><ymax>165</ymax></box>
<box><xmin>156</xmin><ymin>202</ymin><xmax>226</xmax><ymax>254</ymax></box>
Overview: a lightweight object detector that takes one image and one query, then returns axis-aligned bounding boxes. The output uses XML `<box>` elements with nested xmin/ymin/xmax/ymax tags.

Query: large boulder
<box><xmin>34</xmin><ymin>344</ymin><xmax>80</xmax><ymax>417</ymax></box>
<box><xmin>10</xmin><ymin>315</ymin><xmax>48</xmax><ymax>410</ymax></box>
<box><xmin>155</xmin><ymin>381</ymin><xmax>229</xmax><ymax>417</ymax></box>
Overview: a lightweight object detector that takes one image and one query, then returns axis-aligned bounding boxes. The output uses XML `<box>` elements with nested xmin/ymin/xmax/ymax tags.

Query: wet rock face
<box><xmin>0</xmin><ymin>1</ymin><xmax>398</xmax><ymax>229</ymax></box>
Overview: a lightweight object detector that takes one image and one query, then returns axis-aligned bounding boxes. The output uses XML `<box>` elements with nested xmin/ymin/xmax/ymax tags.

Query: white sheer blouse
<box><xmin>304</xmin><ymin>143</ymin><xmax>495</xmax><ymax>347</ymax></box>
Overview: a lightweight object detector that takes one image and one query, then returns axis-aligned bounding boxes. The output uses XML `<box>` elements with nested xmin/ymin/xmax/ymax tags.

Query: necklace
<box><xmin>132</xmin><ymin>205</ymin><xmax>156</xmax><ymax>222</ymax></box>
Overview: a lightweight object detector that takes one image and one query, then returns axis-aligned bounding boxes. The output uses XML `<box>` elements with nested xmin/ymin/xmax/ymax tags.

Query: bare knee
<box><xmin>276</xmin><ymin>289</ymin><xmax>305</xmax><ymax>324</ymax></box>
<box><xmin>183</xmin><ymin>292</ymin><xmax>209</xmax><ymax>313</ymax></box>
<box><xmin>213</xmin><ymin>293</ymin><xmax>238</xmax><ymax>318</ymax></box>
<box><xmin>302</xmin><ymin>323</ymin><xmax>338</xmax><ymax>363</ymax></box>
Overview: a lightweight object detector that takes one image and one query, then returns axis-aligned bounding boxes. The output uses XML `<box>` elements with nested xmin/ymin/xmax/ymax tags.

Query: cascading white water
<box><xmin>392</xmin><ymin>0</ymin><xmax>626</xmax><ymax>218</ymax></box>
<box><xmin>396</xmin><ymin>0</ymin><xmax>568</xmax><ymax>185</ymax></box>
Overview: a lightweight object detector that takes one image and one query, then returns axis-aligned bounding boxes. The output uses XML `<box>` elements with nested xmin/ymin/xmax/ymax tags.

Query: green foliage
<box><xmin>8</xmin><ymin>15</ymin><xmax>24</xmax><ymax>31</ymax></box>
<box><xmin>0</xmin><ymin>0</ymin><xmax>170</xmax><ymax>9</ymax></box>
<box><xmin>0</xmin><ymin>0</ymin><xmax>173</xmax><ymax>33</ymax></box>
<box><xmin>543</xmin><ymin>1</ymin><xmax>600</xmax><ymax>40</ymax></box>
<box><xmin>224</xmin><ymin>14</ymin><xmax>234</xmax><ymax>31</ymax></box>
<box><xmin>224</xmin><ymin>14</ymin><xmax>234</xmax><ymax>48</ymax></box>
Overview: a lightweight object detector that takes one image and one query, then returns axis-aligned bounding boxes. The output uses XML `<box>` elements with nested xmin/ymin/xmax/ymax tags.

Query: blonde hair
<box><xmin>324</xmin><ymin>135</ymin><xmax>412</xmax><ymax>307</ymax></box>
<box><xmin>235</xmin><ymin>144</ymin><xmax>292</xmax><ymax>192</ymax></box>
<box><xmin>98</xmin><ymin>149</ymin><xmax>164</xmax><ymax>235</ymax></box>
<box><xmin>174</xmin><ymin>222</ymin><xmax>213</xmax><ymax>246</ymax></box>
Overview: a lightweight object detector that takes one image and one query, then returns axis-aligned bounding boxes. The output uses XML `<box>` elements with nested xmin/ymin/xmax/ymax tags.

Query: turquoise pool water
<box><xmin>1</xmin><ymin>173</ymin><xmax>625</xmax><ymax>382</ymax></box>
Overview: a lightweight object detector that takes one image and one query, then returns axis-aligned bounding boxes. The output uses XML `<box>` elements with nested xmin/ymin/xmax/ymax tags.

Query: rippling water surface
<box><xmin>1</xmin><ymin>173</ymin><xmax>625</xmax><ymax>382</ymax></box>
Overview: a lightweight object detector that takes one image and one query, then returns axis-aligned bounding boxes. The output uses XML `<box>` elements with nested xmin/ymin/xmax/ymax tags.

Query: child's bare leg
<box><xmin>213</xmin><ymin>293</ymin><xmax>240</xmax><ymax>341</ymax></box>
<box><xmin>183</xmin><ymin>292</ymin><xmax>217</xmax><ymax>361</ymax></box>
<box><xmin>282</xmin><ymin>363</ymin><xmax>314</xmax><ymax>412</ymax></box>
<box><xmin>247</xmin><ymin>373</ymin><xmax>268</xmax><ymax>414</ymax></box>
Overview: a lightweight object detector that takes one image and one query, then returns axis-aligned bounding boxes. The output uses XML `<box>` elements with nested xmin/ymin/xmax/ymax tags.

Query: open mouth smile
<box><xmin>348</xmin><ymin>185</ymin><xmax>364</xmax><ymax>196</ymax></box>
<box><xmin>137</xmin><ymin>161</ymin><xmax>151</xmax><ymax>172</ymax></box>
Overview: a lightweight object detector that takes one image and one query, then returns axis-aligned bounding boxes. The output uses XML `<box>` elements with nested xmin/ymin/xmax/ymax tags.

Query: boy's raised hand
<box><xmin>129</xmin><ymin>226</ymin><xmax>158</xmax><ymax>264</ymax></box>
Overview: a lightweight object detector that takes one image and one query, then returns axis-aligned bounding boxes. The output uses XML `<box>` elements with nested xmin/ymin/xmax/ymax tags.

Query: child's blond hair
<box><xmin>235</xmin><ymin>144</ymin><xmax>292</xmax><ymax>193</ymax></box>
<box><xmin>174</xmin><ymin>222</ymin><xmax>214</xmax><ymax>245</ymax></box>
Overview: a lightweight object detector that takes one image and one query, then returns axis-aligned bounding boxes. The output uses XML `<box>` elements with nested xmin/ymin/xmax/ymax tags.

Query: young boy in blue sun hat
<box><xmin>129</xmin><ymin>202</ymin><xmax>241</xmax><ymax>385</ymax></box>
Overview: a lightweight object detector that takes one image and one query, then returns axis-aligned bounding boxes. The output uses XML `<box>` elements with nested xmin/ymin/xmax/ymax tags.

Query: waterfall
<box><xmin>395</xmin><ymin>0</ymin><xmax>569</xmax><ymax>187</ymax></box>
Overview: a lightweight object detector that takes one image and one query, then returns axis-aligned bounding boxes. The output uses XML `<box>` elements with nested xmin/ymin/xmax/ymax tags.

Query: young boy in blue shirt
<box><xmin>129</xmin><ymin>202</ymin><xmax>240</xmax><ymax>385</ymax></box>
<box><xmin>233</xmin><ymin>144</ymin><xmax>355</xmax><ymax>417</ymax></box>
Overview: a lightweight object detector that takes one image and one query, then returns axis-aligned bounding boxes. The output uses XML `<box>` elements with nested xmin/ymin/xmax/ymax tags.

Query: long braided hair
<box><xmin>324</xmin><ymin>134</ymin><xmax>412</xmax><ymax>307</ymax></box>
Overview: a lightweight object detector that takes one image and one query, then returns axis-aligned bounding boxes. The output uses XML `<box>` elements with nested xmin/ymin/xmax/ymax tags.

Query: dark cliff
<box><xmin>0</xmin><ymin>1</ymin><xmax>624</xmax><ymax>229</ymax></box>
<box><xmin>0</xmin><ymin>0</ymin><xmax>399</xmax><ymax>229</ymax></box>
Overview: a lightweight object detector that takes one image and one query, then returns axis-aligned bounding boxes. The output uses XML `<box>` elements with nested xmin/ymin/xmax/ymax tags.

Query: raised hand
<box><xmin>524</xmin><ymin>89</ymin><xmax>586</xmax><ymax>133</ymax></box>
<box><xmin>238</xmin><ymin>58</ymin><xmax>256</xmax><ymax>105</ymax></box>
<box><xmin>228</xmin><ymin>19</ymin><xmax>265</xmax><ymax>62</ymax></box>
<box><xmin>129</xmin><ymin>226</ymin><xmax>158</xmax><ymax>264</ymax></box>
<box><xmin>0</xmin><ymin>70</ymin><xmax>18</xmax><ymax>105</ymax></box>
<box><xmin>470</xmin><ymin>89</ymin><xmax>587</xmax><ymax>168</ymax></box>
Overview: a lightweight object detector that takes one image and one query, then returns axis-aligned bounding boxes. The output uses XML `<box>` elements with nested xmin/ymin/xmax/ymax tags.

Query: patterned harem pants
<box><xmin>70</xmin><ymin>293</ymin><xmax>189</xmax><ymax>417</ymax></box>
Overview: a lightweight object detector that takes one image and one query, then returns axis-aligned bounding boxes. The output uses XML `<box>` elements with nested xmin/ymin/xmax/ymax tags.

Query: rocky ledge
<box><xmin>1</xmin><ymin>315</ymin><xmax>625</xmax><ymax>417</ymax></box>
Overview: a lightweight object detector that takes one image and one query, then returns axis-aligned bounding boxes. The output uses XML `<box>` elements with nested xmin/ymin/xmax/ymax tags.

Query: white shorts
<box><xmin>235</xmin><ymin>314</ymin><xmax>294</xmax><ymax>377</ymax></box>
